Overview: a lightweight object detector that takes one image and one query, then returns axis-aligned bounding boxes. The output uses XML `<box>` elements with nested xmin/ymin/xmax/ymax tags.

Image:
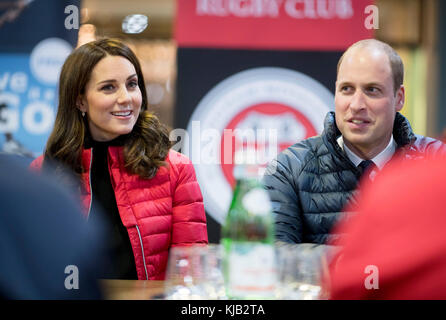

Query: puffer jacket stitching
<box><xmin>113</xmin><ymin>147</ymin><xmax>151</xmax><ymax>279</ymax></box>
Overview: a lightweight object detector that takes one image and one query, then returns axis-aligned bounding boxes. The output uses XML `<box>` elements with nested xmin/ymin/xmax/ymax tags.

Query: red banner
<box><xmin>175</xmin><ymin>0</ymin><xmax>375</xmax><ymax>50</ymax></box>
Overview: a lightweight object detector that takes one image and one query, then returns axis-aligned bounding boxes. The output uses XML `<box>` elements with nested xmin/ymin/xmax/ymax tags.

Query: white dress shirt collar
<box><xmin>337</xmin><ymin>135</ymin><xmax>397</xmax><ymax>170</ymax></box>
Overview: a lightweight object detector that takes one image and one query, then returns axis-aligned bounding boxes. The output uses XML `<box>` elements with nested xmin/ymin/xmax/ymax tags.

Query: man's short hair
<box><xmin>337</xmin><ymin>39</ymin><xmax>404</xmax><ymax>95</ymax></box>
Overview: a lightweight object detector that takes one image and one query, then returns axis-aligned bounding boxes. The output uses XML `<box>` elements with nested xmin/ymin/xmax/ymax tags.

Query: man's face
<box><xmin>335</xmin><ymin>47</ymin><xmax>404</xmax><ymax>158</ymax></box>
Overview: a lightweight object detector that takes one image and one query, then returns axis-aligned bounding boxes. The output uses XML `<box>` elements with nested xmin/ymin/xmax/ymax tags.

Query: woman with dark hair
<box><xmin>30</xmin><ymin>38</ymin><xmax>208</xmax><ymax>280</ymax></box>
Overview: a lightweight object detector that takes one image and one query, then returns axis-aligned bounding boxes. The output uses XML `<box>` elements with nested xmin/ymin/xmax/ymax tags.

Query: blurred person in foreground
<box><xmin>30</xmin><ymin>38</ymin><xmax>208</xmax><ymax>280</ymax></box>
<box><xmin>0</xmin><ymin>154</ymin><xmax>105</xmax><ymax>299</ymax></box>
<box><xmin>328</xmin><ymin>156</ymin><xmax>446</xmax><ymax>299</ymax></box>
<box><xmin>263</xmin><ymin>39</ymin><xmax>445</xmax><ymax>249</ymax></box>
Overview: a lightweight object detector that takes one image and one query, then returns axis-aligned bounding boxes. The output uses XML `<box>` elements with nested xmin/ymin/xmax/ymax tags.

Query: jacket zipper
<box><xmin>87</xmin><ymin>147</ymin><xmax>148</xmax><ymax>279</ymax></box>
<box><xmin>135</xmin><ymin>225</ymin><xmax>149</xmax><ymax>280</ymax></box>
<box><xmin>86</xmin><ymin>148</ymin><xmax>94</xmax><ymax>220</ymax></box>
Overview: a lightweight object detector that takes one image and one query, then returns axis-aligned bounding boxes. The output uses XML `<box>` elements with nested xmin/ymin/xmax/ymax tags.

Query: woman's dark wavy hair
<box><xmin>44</xmin><ymin>38</ymin><xmax>171</xmax><ymax>179</ymax></box>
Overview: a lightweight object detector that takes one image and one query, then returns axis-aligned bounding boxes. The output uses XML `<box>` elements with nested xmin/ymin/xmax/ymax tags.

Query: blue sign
<box><xmin>0</xmin><ymin>0</ymin><xmax>79</xmax><ymax>157</ymax></box>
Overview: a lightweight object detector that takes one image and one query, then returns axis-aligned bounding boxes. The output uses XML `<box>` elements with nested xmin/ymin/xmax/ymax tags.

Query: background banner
<box><xmin>0</xmin><ymin>0</ymin><xmax>79</xmax><ymax>158</ymax></box>
<box><xmin>176</xmin><ymin>0</ymin><xmax>374</xmax><ymax>50</ymax></box>
<box><xmin>176</xmin><ymin>0</ymin><xmax>374</xmax><ymax>242</ymax></box>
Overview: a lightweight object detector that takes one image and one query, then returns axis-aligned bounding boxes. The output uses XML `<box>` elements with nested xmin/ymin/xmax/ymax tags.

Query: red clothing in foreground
<box><xmin>31</xmin><ymin>149</ymin><xmax>208</xmax><ymax>280</ymax></box>
<box><xmin>329</xmin><ymin>157</ymin><xmax>446</xmax><ymax>299</ymax></box>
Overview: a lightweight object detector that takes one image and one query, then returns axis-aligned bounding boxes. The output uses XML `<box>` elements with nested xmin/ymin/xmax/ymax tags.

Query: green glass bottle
<box><xmin>221</xmin><ymin>151</ymin><xmax>277</xmax><ymax>299</ymax></box>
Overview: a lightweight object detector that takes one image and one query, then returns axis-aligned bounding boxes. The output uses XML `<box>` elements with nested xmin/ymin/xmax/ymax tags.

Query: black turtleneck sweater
<box><xmin>85</xmin><ymin>135</ymin><xmax>137</xmax><ymax>280</ymax></box>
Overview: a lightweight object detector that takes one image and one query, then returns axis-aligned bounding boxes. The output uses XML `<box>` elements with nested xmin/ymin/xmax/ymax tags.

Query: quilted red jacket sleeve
<box><xmin>167</xmin><ymin>150</ymin><xmax>208</xmax><ymax>246</ymax></box>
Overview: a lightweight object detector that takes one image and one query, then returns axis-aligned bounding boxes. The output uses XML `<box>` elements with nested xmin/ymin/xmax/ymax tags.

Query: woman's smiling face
<box><xmin>78</xmin><ymin>55</ymin><xmax>142</xmax><ymax>141</ymax></box>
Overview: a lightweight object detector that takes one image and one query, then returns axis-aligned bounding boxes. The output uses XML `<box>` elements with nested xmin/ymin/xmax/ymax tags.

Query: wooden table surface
<box><xmin>100</xmin><ymin>280</ymin><xmax>166</xmax><ymax>300</ymax></box>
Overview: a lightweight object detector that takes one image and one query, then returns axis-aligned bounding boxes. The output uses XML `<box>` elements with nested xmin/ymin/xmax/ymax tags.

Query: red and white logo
<box><xmin>184</xmin><ymin>67</ymin><xmax>333</xmax><ymax>223</ymax></box>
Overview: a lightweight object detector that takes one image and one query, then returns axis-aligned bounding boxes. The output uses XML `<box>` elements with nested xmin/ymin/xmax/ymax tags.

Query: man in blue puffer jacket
<box><xmin>263</xmin><ymin>39</ymin><xmax>445</xmax><ymax>247</ymax></box>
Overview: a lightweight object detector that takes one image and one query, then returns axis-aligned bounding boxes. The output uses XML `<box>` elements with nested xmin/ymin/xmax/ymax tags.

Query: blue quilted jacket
<box><xmin>263</xmin><ymin>111</ymin><xmax>445</xmax><ymax>244</ymax></box>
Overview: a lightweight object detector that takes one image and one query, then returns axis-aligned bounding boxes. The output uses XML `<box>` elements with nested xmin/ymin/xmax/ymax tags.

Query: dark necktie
<box><xmin>358</xmin><ymin>160</ymin><xmax>376</xmax><ymax>182</ymax></box>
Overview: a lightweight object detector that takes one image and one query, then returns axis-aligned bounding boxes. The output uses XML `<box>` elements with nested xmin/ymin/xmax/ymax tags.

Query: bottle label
<box><xmin>226</xmin><ymin>242</ymin><xmax>277</xmax><ymax>298</ymax></box>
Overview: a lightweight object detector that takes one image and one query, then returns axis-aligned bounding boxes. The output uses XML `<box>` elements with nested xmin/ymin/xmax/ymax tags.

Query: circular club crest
<box><xmin>185</xmin><ymin>67</ymin><xmax>333</xmax><ymax>224</ymax></box>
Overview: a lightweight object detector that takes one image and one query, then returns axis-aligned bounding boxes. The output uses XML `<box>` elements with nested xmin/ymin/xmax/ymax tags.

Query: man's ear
<box><xmin>395</xmin><ymin>85</ymin><xmax>405</xmax><ymax>112</ymax></box>
<box><xmin>76</xmin><ymin>96</ymin><xmax>87</xmax><ymax>113</ymax></box>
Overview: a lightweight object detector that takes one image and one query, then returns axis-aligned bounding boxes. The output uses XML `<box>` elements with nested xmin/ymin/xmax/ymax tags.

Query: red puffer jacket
<box><xmin>30</xmin><ymin>148</ymin><xmax>208</xmax><ymax>280</ymax></box>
